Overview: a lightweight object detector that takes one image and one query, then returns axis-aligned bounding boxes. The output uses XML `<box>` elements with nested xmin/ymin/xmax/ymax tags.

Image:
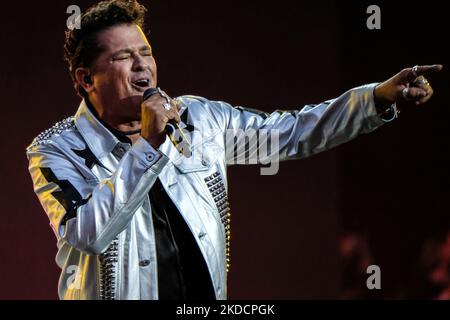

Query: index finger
<box><xmin>411</xmin><ymin>64</ymin><xmax>443</xmax><ymax>78</ymax></box>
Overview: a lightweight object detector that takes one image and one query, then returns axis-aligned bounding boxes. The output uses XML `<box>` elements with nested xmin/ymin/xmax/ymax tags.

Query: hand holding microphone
<box><xmin>141</xmin><ymin>87</ymin><xmax>191</xmax><ymax>157</ymax></box>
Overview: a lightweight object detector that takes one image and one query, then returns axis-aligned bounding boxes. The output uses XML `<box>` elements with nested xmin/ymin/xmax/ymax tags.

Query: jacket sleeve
<box><xmin>26</xmin><ymin>137</ymin><xmax>168</xmax><ymax>255</ymax></box>
<box><xmin>205</xmin><ymin>83</ymin><xmax>391</xmax><ymax>165</ymax></box>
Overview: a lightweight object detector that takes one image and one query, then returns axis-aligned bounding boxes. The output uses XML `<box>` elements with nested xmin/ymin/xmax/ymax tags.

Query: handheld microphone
<box><xmin>143</xmin><ymin>88</ymin><xmax>192</xmax><ymax>158</ymax></box>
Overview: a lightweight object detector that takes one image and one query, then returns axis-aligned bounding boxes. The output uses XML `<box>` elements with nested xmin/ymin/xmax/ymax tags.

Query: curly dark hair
<box><xmin>64</xmin><ymin>0</ymin><xmax>147</xmax><ymax>97</ymax></box>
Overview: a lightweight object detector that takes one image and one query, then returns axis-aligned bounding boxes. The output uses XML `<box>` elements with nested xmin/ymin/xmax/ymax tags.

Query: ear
<box><xmin>74</xmin><ymin>68</ymin><xmax>94</xmax><ymax>94</ymax></box>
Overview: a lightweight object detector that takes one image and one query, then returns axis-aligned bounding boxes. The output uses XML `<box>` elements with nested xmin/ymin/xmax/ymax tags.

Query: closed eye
<box><xmin>140</xmin><ymin>50</ymin><xmax>152</xmax><ymax>57</ymax></box>
<box><xmin>112</xmin><ymin>55</ymin><xmax>130</xmax><ymax>61</ymax></box>
<box><xmin>111</xmin><ymin>46</ymin><xmax>152</xmax><ymax>62</ymax></box>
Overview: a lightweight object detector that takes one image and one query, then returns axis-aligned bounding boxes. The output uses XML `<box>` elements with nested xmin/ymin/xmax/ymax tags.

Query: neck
<box><xmin>85</xmin><ymin>98</ymin><xmax>142</xmax><ymax>144</ymax></box>
<box><xmin>113</xmin><ymin>122</ymin><xmax>142</xmax><ymax>145</ymax></box>
<box><xmin>114</xmin><ymin>121</ymin><xmax>142</xmax><ymax>133</ymax></box>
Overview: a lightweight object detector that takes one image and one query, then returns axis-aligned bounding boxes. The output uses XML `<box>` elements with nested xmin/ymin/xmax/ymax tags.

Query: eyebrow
<box><xmin>111</xmin><ymin>45</ymin><xmax>152</xmax><ymax>56</ymax></box>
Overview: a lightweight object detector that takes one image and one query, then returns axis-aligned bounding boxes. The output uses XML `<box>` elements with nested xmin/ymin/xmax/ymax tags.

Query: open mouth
<box><xmin>131</xmin><ymin>78</ymin><xmax>150</xmax><ymax>90</ymax></box>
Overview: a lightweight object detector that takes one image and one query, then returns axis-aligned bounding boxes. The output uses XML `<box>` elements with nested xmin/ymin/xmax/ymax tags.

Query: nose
<box><xmin>132</xmin><ymin>53</ymin><xmax>150</xmax><ymax>72</ymax></box>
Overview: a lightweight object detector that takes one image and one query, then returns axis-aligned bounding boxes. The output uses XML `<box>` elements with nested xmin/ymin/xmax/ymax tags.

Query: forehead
<box><xmin>96</xmin><ymin>23</ymin><xmax>151</xmax><ymax>52</ymax></box>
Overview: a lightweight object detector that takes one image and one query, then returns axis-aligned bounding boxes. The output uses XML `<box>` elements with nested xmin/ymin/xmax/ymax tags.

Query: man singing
<box><xmin>26</xmin><ymin>0</ymin><xmax>442</xmax><ymax>300</ymax></box>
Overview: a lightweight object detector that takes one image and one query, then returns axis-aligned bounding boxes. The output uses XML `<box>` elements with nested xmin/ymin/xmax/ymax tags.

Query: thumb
<box><xmin>173</xmin><ymin>99</ymin><xmax>183</xmax><ymax>112</ymax></box>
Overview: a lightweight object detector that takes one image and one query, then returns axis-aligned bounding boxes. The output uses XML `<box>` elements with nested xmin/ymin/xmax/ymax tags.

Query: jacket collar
<box><xmin>74</xmin><ymin>99</ymin><xmax>122</xmax><ymax>171</ymax></box>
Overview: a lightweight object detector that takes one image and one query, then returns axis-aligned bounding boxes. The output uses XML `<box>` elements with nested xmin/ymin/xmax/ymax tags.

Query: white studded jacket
<box><xmin>26</xmin><ymin>83</ymin><xmax>393</xmax><ymax>299</ymax></box>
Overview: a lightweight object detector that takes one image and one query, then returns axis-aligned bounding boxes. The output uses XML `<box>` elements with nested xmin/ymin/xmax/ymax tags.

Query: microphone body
<box><xmin>143</xmin><ymin>88</ymin><xmax>192</xmax><ymax>157</ymax></box>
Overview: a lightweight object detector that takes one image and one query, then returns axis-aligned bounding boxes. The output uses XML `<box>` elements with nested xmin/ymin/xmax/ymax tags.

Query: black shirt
<box><xmin>149</xmin><ymin>178</ymin><xmax>216</xmax><ymax>300</ymax></box>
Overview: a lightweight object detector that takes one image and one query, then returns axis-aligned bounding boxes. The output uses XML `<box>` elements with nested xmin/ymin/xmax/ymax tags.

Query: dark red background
<box><xmin>0</xmin><ymin>0</ymin><xmax>448</xmax><ymax>299</ymax></box>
